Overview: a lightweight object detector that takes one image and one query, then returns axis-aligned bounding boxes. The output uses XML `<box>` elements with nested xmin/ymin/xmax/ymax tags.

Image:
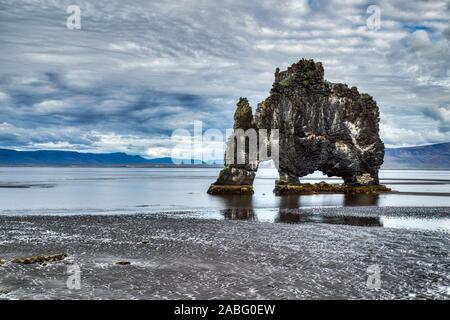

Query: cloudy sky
<box><xmin>1</xmin><ymin>0</ymin><xmax>449</xmax><ymax>157</ymax></box>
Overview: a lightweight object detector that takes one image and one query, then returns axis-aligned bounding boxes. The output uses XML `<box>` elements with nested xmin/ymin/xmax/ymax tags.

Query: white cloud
<box><xmin>34</xmin><ymin>100</ymin><xmax>68</xmax><ymax>113</ymax></box>
<box><xmin>381</xmin><ymin>123</ymin><xmax>450</xmax><ymax>147</ymax></box>
<box><xmin>409</xmin><ymin>30</ymin><xmax>432</xmax><ymax>50</ymax></box>
<box><xmin>0</xmin><ymin>0</ymin><xmax>449</xmax><ymax>154</ymax></box>
<box><xmin>0</xmin><ymin>92</ymin><xmax>9</xmax><ymax>102</ymax></box>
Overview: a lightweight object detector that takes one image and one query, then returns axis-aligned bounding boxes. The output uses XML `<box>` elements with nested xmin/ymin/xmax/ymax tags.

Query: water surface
<box><xmin>0</xmin><ymin>167</ymin><xmax>449</xmax><ymax>232</ymax></box>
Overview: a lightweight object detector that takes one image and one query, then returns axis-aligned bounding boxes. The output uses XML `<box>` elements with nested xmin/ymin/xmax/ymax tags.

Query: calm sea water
<box><xmin>0</xmin><ymin>167</ymin><xmax>449</xmax><ymax>231</ymax></box>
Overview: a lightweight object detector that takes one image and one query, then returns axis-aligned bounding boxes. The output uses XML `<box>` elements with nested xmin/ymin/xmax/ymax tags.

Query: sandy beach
<box><xmin>0</xmin><ymin>207</ymin><xmax>449</xmax><ymax>300</ymax></box>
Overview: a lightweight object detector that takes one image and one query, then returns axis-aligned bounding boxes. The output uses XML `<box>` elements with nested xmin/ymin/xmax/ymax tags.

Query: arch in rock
<box><xmin>208</xmin><ymin>59</ymin><xmax>385</xmax><ymax>195</ymax></box>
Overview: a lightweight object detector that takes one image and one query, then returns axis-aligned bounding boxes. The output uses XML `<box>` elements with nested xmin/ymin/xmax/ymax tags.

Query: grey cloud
<box><xmin>1</xmin><ymin>0</ymin><xmax>450</xmax><ymax>155</ymax></box>
<box><xmin>423</xmin><ymin>105</ymin><xmax>450</xmax><ymax>132</ymax></box>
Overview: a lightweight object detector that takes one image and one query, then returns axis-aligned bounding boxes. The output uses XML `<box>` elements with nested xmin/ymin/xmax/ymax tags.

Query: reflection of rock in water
<box><xmin>213</xmin><ymin>194</ymin><xmax>254</xmax><ymax>208</ymax></box>
<box><xmin>276</xmin><ymin>210</ymin><xmax>382</xmax><ymax>227</ymax></box>
<box><xmin>278</xmin><ymin>195</ymin><xmax>301</xmax><ymax>208</ymax></box>
<box><xmin>322</xmin><ymin>216</ymin><xmax>382</xmax><ymax>227</ymax></box>
<box><xmin>214</xmin><ymin>194</ymin><xmax>256</xmax><ymax>221</ymax></box>
<box><xmin>222</xmin><ymin>208</ymin><xmax>256</xmax><ymax>221</ymax></box>
<box><xmin>344</xmin><ymin>194</ymin><xmax>380</xmax><ymax>206</ymax></box>
<box><xmin>277</xmin><ymin>193</ymin><xmax>380</xmax><ymax>208</ymax></box>
<box><xmin>275</xmin><ymin>210</ymin><xmax>305</xmax><ymax>224</ymax></box>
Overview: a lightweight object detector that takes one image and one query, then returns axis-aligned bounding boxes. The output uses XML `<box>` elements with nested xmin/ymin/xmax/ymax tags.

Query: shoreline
<box><xmin>0</xmin><ymin>207</ymin><xmax>449</xmax><ymax>300</ymax></box>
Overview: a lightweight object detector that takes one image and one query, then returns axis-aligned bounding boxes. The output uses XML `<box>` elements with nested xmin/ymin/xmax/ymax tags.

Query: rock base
<box><xmin>274</xmin><ymin>182</ymin><xmax>391</xmax><ymax>195</ymax></box>
<box><xmin>207</xmin><ymin>185</ymin><xmax>254</xmax><ymax>195</ymax></box>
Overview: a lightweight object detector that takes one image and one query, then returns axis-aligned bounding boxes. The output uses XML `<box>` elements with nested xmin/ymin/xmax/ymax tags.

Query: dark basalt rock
<box><xmin>0</xmin><ymin>288</ymin><xmax>12</xmax><ymax>295</ymax></box>
<box><xmin>208</xmin><ymin>97</ymin><xmax>259</xmax><ymax>194</ymax></box>
<box><xmin>207</xmin><ymin>184</ymin><xmax>254</xmax><ymax>195</ymax></box>
<box><xmin>209</xmin><ymin>59</ymin><xmax>386</xmax><ymax>194</ymax></box>
<box><xmin>12</xmin><ymin>254</ymin><xmax>67</xmax><ymax>264</ymax></box>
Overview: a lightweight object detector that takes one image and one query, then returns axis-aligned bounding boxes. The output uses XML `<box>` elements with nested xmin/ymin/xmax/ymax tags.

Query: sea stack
<box><xmin>208</xmin><ymin>59</ymin><xmax>389</xmax><ymax>195</ymax></box>
<box><xmin>207</xmin><ymin>97</ymin><xmax>258</xmax><ymax>195</ymax></box>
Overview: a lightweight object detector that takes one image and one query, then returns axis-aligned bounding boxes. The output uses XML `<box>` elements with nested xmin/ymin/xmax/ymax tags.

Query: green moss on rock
<box><xmin>233</xmin><ymin>97</ymin><xmax>253</xmax><ymax>129</ymax></box>
<box><xmin>207</xmin><ymin>185</ymin><xmax>254</xmax><ymax>195</ymax></box>
<box><xmin>280</xmin><ymin>76</ymin><xmax>293</xmax><ymax>87</ymax></box>
<box><xmin>274</xmin><ymin>182</ymin><xmax>391</xmax><ymax>195</ymax></box>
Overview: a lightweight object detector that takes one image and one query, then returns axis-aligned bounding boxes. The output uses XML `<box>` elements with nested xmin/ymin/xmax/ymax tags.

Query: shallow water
<box><xmin>0</xmin><ymin>167</ymin><xmax>449</xmax><ymax>232</ymax></box>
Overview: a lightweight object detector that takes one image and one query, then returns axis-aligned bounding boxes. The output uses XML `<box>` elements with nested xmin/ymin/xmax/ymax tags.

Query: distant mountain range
<box><xmin>0</xmin><ymin>142</ymin><xmax>449</xmax><ymax>169</ymax></box>
<box><xmin>383</xmin><ymin>142</ymin><xmax>450</xmax><ymax>169</ymax></box>
<box><xmin>0</xmin><ymin>149</ymin><xmax>204</xmax><ymax>166</ymax></box>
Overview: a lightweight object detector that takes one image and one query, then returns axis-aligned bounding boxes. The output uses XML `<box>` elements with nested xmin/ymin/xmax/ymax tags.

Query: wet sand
<box><xmin>0</xmin><ymin>207</ymin><xmax>449</xmax><ymax>300</ymax></box>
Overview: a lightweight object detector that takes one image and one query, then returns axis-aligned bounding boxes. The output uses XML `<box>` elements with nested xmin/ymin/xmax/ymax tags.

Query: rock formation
<box><xmin>208</xmin><ymin>59</ymin><xmax>387</xmax><ymax>195</ymax></box>
<box><xmin>211</xmin><ymin>98</ymin><xmax>257</xmax><ymax>183</ymax></box>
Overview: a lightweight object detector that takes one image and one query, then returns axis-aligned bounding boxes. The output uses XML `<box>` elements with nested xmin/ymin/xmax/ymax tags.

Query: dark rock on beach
<box><xmin>12</xmin><ymin>254</ymin><xmax>67</xmax><ymax>265</ymax></box>
<box><xmin>0</xmin><ymin>288</ymin><xmax>12</xmax><ymax>295</ymax></box>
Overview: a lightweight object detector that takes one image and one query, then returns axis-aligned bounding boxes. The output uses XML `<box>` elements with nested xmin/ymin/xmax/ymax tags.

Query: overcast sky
<box><xmin>1</xmin><ymin>0</ymin><xmax>449</xmax><ymax>157</ymax></box>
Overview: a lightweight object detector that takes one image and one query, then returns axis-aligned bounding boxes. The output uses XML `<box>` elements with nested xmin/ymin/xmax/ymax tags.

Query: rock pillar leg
<box><xmin>273</xmin><ymin>172</ymin><xmax>302</xmax><ymax>195</ymax></box>
<box><xmin>275</xmin><ymin>172</ymin><xmax>301</xmax><ymax>185</ymax></box>
<box><xmin>207</xmin><ymin>167</ymin><xmax>257</xmax><ymax>194</ymax></box>
<box><xmin>208</xmin><ymin>98</ymin><xmax>259</xmax><ymax>195</ymax></box>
